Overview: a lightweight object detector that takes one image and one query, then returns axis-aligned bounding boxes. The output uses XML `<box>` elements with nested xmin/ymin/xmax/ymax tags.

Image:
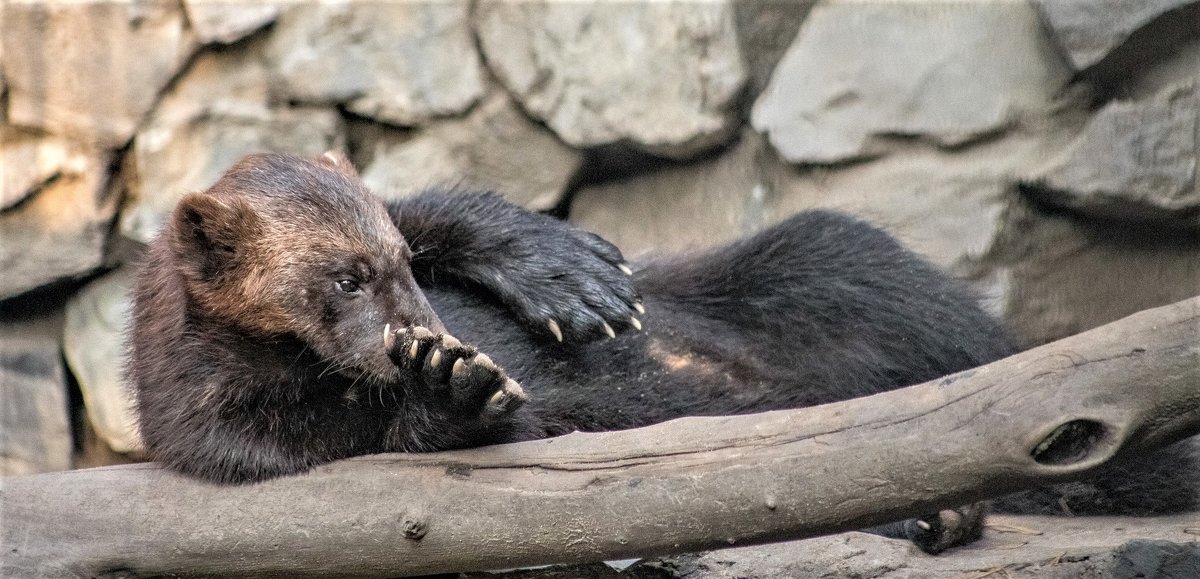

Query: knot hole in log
<box><xmin>1031</xmin><ymin>419</ymin><xmax>1111</xmax><ymax>466</ymax></box>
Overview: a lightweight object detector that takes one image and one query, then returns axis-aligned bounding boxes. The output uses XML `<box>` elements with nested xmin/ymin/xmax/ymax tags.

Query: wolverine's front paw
<box><xmin>485</xmin><ymin>227</ymin><xmax>644</xmax><ymax>345</ymax></box>
<box><xmin>388</xmin><ymin>326</ymin><xmax>527</xmax><ymax>418</ymax></box>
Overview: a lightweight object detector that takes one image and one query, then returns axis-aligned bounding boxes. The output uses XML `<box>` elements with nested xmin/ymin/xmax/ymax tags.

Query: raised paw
<box><xmin>485</xmin><ymin>228</ymin><xmax>645</xmax><ymax>344</ymax></box>
<box><xmin>904</xmin><ymin>502</ymin><xmax>987</xmax><ymax>554</ymax></box>
<box><xmin>389</xmin><ymin>327</ymin><xmax>526</xmax><ymax>418</ymax></box>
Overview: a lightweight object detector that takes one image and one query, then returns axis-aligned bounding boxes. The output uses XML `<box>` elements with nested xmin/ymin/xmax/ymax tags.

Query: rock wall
<box><xmin>1</xmin><ymin>0</ymin><xmax>1197</xmax><ymax>573</ymax></box>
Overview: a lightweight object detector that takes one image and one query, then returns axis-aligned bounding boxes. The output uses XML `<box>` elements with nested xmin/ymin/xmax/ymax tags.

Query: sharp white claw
<box><xmin>408</xmin><ymin>341</ymin><xmax>420</xmax><ymax>359</ymax></box>
<box><xmin>383</xmin><ymin>323</ymin><xmax>393</xmax><ymax>349</ymax></box>
<box><xmin>429</xmin><ymin>349</ymin><xmax>442</xmax><ymax>368</ymax></box>
<box><xmin>452</xmin><ymin>358</ymin><xmax>466</xmax><ymax>378</ymax></box>
<box><xmin>618</xmin><ymin>263</ymin><xmax>634</xmax><ymax>276</ymax></box>
<box><xmin>504</xmin><ymin>378</ymin><xmax>525</xmax><ymax>399</ymax></box>
<box><xmin>916</xmin><ymin>520</ymin><xmax>933</xmax><ymax>531</ymax></box>
<box><xmin>488</xmin><ymin>390</ymin><xmax>505</xmax><ymax>407</ymax></box>
<box><xmin>630</xmin><ymin>317</ymin><xmax>642</xmax><ymax>331</ymax></box>
<box><xmin>634</xmin><ymin>303</ymin><xmax>646</xmax><ymax>315</ymax></box>
<box><xmin>602</xmin><ymin>321</ymin><xmax>616</xmax><ymax>339</ymax></box>
<box><xmin>547</xmin><ymin>319</ymin><xmax>563</xmax><ymax>342</ymax></box>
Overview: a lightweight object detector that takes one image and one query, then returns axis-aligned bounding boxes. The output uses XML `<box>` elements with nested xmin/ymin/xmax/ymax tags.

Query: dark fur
<box><xmin>128</xmin><ymin>153</ymin><xmax>1197</xmax><ymax>551</ymax></box>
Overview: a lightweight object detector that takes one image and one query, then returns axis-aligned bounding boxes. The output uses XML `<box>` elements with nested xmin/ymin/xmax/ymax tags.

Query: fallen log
<box><xmin>2</xmin><ymin>297</ymin><xmax>1197</xmax><ymax>578</ymax></box>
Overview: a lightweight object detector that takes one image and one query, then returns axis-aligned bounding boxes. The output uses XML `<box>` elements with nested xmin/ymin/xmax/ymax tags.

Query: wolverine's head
<box><xmin>168</xmin><ymin>152</ymin><xmax>443</xmax><ymax>381</ymax></box>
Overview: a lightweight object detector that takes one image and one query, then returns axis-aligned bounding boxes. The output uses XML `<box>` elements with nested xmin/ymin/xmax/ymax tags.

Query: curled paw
<box><xmin>387</xmin><ymin>326</ymin><xmax>526</xmax><ymax>418</ymax></box>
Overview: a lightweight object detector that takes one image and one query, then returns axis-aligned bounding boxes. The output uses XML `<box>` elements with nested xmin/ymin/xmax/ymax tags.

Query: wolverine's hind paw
<box><xmin>904</xmin><ymin>503</ymin><xmax>987</xmax><ymax>554</ymax></box>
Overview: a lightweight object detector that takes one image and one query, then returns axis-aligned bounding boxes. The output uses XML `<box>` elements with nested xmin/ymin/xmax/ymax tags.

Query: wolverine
<box><xmin>127</xmin><ymin>152</ymin><xmax>1196</xmax><ymax>553</ymax></box>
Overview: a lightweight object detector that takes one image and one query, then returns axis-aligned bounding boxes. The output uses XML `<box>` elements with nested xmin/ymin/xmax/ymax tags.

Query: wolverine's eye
<box><xmin>335</xmin><ymin>279</ymin><xmax>361</xmax><ymax>294</ymax></box>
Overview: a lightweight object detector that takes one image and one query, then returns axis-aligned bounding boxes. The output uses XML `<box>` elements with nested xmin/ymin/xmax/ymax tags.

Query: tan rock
<box><xmin>64</xmin><ymin>268</ymin><xmax>142</xmax><ymax>454</ymax></box>
<box><xmin>1</xmin><ymin>127</ymin><xmax>92</xmax><ymax>211</ymax></box>
<box><xmin>2</xmin><ymin>0</ymin><xmax>197</xmax><ymax>147</ymax></box>
<box><xmin>265</xmin><ymin>2</ymin><xmax>483</xmax><ymax>126</ymax></box>
<box><xmin>0</xmin><ymin>138</ymin><xmax>117</xmax><ymax>300</ymax></box>
<box><xmin>360</xmin><ymin>92</ymin><xmax>582</xmax><ymax>210</ymax></box>
<box><xmin>476</xmin><ymin>1</ymin><xmax>745</xmax><ymax>158</ymax></box>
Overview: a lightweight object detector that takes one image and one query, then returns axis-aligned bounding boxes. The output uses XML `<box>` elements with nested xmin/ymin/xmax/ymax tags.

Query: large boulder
<box><xmin>0</xmin><ymin>131</ymin><xmax>117</xmax><ymax>300</ymax></box>
<box><xmin>119</xmin><ymin>39</ymin><xmax>344</xmax><ymax>245</ymax></box>
<box><xmin>359</xmin><ymin>91</ymin><xmax>582</xmax><ymax>210</ymax></box>
<box><xmin>63</xmin><ymin>268</ymin><xmax>142</xmax><ymax>454</ymax></box>
<box><xmin>2</xmin><ymin>0</ymin><xmax>197</xmax><ymax>148</ymax></box>
<box><xmin>1024</xmin><ymin>82</ymin><xmax>1198</xmax><ymax>225</ymax></box>
<box><xmin>752</xmin><ymin>0</ymin><xmax>1069</xmax><ymax>164</ymax></box>
<box><xmin>264</xmin><ymin>2</ymin><xmax>484</xmax><ymax>126</ymax></box>
<box><xmin>476</xmin><ymin>1</ymin><xmax>745</xmax><ymax>159</ymax></box>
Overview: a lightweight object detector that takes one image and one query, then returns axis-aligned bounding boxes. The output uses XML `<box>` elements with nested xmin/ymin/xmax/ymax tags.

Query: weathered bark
<box><xmin>2</xmin><ymin>297</ymin><xmax>1198</xmax><ymax>578</ymax></box>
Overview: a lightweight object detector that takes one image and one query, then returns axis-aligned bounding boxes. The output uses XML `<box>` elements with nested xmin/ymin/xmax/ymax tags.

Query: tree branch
<box><xmin>3</xmin><ymin>297</ymin><xmax>1198</xmax><ymax>578</ymax></box>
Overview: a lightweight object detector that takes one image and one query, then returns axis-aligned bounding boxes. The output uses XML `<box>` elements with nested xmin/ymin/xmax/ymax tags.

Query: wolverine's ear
<box><xmin>171</xmin><ymin>193</ymin><xmax>259</xmax><ymax>280</ymax></box>
<box><xmin>316</xmin><ymin>150</ymin><xmax>360</xmax><ymax>177</ymax></box>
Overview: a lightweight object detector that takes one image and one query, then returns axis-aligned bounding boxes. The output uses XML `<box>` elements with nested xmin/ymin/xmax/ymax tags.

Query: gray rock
<box><xmin>183</xmin><ymin>1</ymin><xmax>278</xmax><ymax>44</ymax></box>
<box><xmin>0</xmin><ymin>324</ymin><xmax>72</xmax><ymax>476</ymax></box>
<box><xmin>2</xmin><ymin>1</ymin><xmax>197</xmax><ymax>148</ymax></box>
<box><xmin>569</xmin><ymin>131</ymin><xmax>777</xmax><ymax>256</ymax></box>
<box><xmin>476</xmin><ymin>1</ymin><xmax>745</xmax><ymax>159</ymax></box>
<box><xmin>359</xmin><ymin>91</ymin><xmax>582</xmax><ymax>210</ymax></box>
<box><xmin>752</xmin><ymin>1</ymin><xmax>1069</xmax><ymax>164</ymax></box>
<box><xmin>119</xmin><ymin>39</ymin><xmax>344</xmax><ymax>245</ymax></box>
<box><xmin>1033</xmin><ymin>0</ymin><xmax>1198</xmax><ymax>71</ymax></box>
<box><xmin>1025</xmin><ymin>82</ymin><xmax>1199</xmax><ymax>223</ymax></box>
<box><xmin>63</xmin><ymin>268</ymin><xmax>141</xmax><ymax>454</ymax></box>
<box><xmin>265</xmin><ymin>2</ymin><xmax>484</xmax><ymax>126</ymax></box>
<box><xmin>0</xmin><ymin>139</ymin><xmax>117</xmax><ymax>300</ymax></box>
